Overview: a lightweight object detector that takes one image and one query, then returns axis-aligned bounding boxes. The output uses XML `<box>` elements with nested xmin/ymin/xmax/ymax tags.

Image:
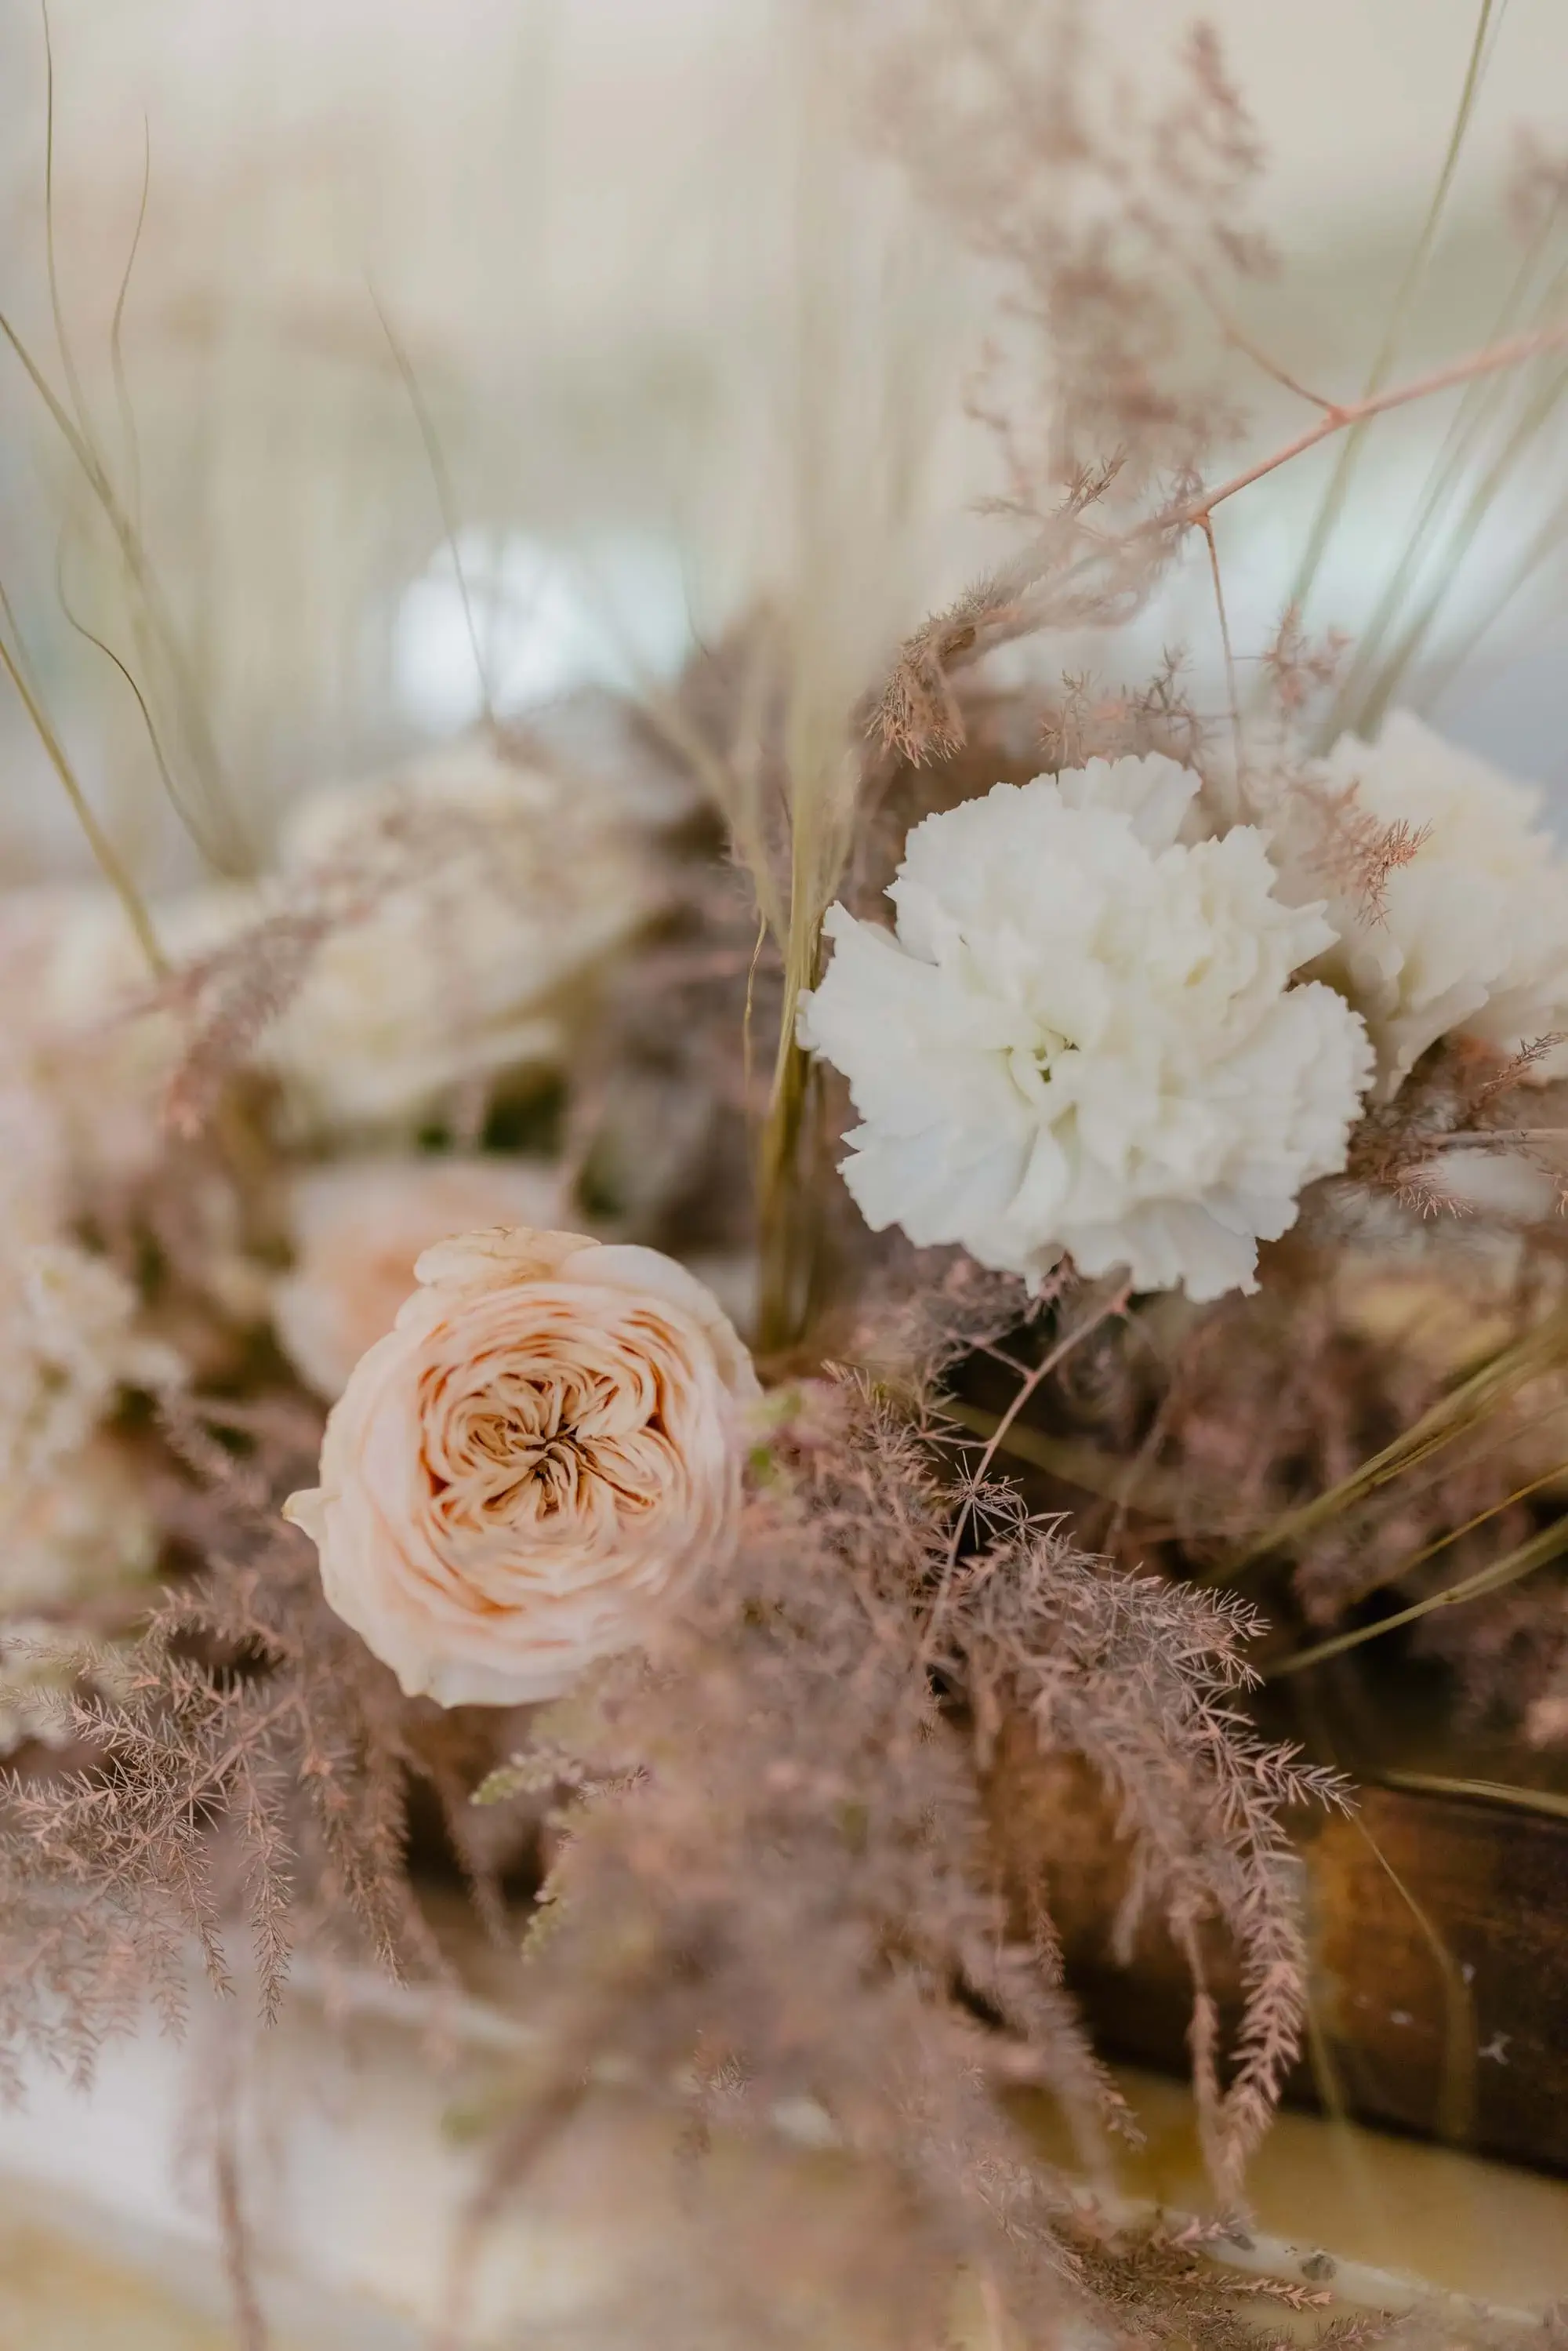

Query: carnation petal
<box><xmin>1051</xmin><ymin>751</ymin><xmax>1199</xmax><ymax>850</ymax></box>
<box><xmin>1279</xmin><ymin>713</ymin><xmax>1568</xmax><ymax>1096</ymax></box>
<box><xmin>802</xmin><ymin>769</ymin><xmax>1373</xmax><ymax>1301</ymax></box>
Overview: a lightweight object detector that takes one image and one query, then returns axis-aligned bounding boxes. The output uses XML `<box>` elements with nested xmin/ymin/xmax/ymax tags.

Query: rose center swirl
<box><xmin>417</xmin><ymin>1347</ymin><xmax>675</xmax><ymax>1533</ymax></box>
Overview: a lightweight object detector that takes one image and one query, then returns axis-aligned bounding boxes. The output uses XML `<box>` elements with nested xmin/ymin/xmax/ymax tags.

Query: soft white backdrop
<box><xmin>1</xmin><ymin>0</ymin><xmax>1566</xmax><ymax>879</ymax></box>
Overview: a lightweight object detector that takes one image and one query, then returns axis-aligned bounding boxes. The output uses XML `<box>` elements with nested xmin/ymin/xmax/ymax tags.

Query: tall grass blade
<box><xmin>1267</xmin><ymin>1510</ymin><xmax>1568</xmax><ymax>1678</ymax></box>
<box><xmin>1286</xmin><ymin>0</ymin><xmax>1501</xmax><ymax>623</ymax></box>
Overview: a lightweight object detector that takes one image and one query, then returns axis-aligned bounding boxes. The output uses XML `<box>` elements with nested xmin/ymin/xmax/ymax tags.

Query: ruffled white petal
<box><xmin>1282</xmin><ymin>713</ymin><xmax>1568</xmax><ymax>1096</ymax></box>
<box><xmin>799</xmin><ymin>763</ymin><xmax>1374</xmax><ymax>1302</ymax></box>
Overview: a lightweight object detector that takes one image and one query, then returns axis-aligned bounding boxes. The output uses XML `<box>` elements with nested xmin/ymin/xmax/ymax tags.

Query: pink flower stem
<box><xmin>1170</xmin><ymin>321</ymin><xmax>1568</xmax><ymax>530</ymax></box>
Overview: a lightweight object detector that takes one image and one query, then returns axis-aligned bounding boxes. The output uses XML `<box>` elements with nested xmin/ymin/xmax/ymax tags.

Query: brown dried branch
<box><xmin>873</xmin><ymin>474</ymin><xmax>1167</xmax><ymax>765</ymax></box>
<box><xmin>857</xmin><ymin>2</ymin><xmax>1269</xmax><ymax>759</ymax></box>
<box><xmin>1037</xmin><ymin>649</ymin><xmax>1204</xmax><ymax>772</ymax></box>
<box><xmin>1258</xmin><ymin>606</ymin><xmax>1351</xmax><ymax>718</ymax></box>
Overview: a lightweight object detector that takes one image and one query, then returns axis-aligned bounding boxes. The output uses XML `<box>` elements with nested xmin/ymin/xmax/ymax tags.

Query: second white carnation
<box><xmin>1284</xmin><ymin>713</ymin><xmax>1568</xmax><ymax>1096</ymax></box>
<box><xmin>799</xmin><ymin>758</ymin><xmax>1374</xmax><ymax>1302</ymax></box>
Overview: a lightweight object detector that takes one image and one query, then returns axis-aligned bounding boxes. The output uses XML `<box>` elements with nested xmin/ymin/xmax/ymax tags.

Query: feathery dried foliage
<box><xmin>445</xmin><ymin>1347</ymin><xmax>1345</xmax><ymax>2342</ymax></box>
<box><xmin>872</xmin><ymin>469</ymin><xmax>1183</xmax><ymax>768</ymax></box>
<box><xmin>1291</xmin><ymin>778</ymin><xmax>1432</xmax><ymax>928</ymax></box>
<box><xmin>1258</xmin><ymin>607</ymin><xmax>1352</xmax><ymax>722</ymax></box>
<box><xmin>1036</xmin><ymin>649</ymin><xmax>1205</xmax><ymax>776</ymax></box>
<box><xmin>847</xmin><ymin>1246</ymin><xmax>1040</xmax><ymax>1391</ymax></box>
<box><xmin>1232</xmin><ymin>619</ymin><xmax>1436</xmax><ymax>920</ymax></box>
<box><xmin>852</xmin><ymin>676</ymin><xmax>1058</xmax><ymax>899</ymax></box>
<box><xmin>857</xmin><ymin>0</ymin><xmax>1272</xmax><ymax>761</ymax></box>
<box><xmin>1058</xmin><ymin>2207</ymin><xmax>1568</xmax><ymax>2351</ymax></box>
<box><xmin>956</xmin><ymin>1526</ymin><xmax>1345</xmax><ymax>2189</ymax></box>
<box><xmin>5</xmin><ymin>9</ymin><xmax>1566</xmax><ymax>2337</ymax></box>
<box><xmin>1340</xmin><ymin>1034</ymin><xmax>1568</xmax><ymax>1212</ymax></box>
<box><xmin>952</xmin><ymin>1173</ymin><xmax>1568</xmax><ymax>1746</ymax></box>
<box><xmin>0</xmin><ymin>1391</ymin><xmax>494</xmax><ymax>2090</ymax></box>
<box><xmin>867</xmin><ymin>2</ymin><xmax>1267</xmax><ymax>509</ymax></box>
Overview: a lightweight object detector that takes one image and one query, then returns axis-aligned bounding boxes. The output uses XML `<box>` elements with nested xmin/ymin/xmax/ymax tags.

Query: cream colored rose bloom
<box><xmin>266</xmin><ymin>736</ymin><xmax>653</xmax><ymax>1132</ymax></box>
<box><xmin>274</xmin><ymin>1155</ymin><xmax>568</xmax><ymax>1398</ymax></box>
<box><xmin>283</xmin><ymin>1228</ymin><xmax>760</xmax><ymax>1706</ymax></box>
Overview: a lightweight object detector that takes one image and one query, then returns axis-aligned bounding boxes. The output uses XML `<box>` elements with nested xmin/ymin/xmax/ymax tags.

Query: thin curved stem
<box><xmin>0</xmin><ymin>626</ymin><xmax>163</xmax><ymax>973</ymax></box>
<box><xmin>1378</xmin><ymin>1770</ymin><xmax>1568</xmax><ymax>1823</ymax></box>
<box><xmin>41</xmin><ymin>0</ymin><xmax>97</xmax><ymax>456</ymax></box>
<box><xmin>56</xmin><ymin>529</ymin><xmax>228</xmax><ymax>869</ymax></box>
<box><xmin>1198</xmin><ymin>512</ymin><xmax>1243</xmax><ymax>783</ymax></box>
<box><xmin>111</xmin><ymin>114</ymin><xmax>151</xmax><ymax>532</ymax></box>
<box><xmin>1266</xmin><ymin>1510</ymin><xmax>1568</xmax><ymax>1679</ymax></box>
<box><xmin>369</xmin><ymin>280</ymin><xmax>495</xmax><ymax>733</ymax></box>
<box><xmin>1286</xmin><ymin>0</ymin><xmax>1503</xmax><ymax>619</ymax></box>
<box><xmin>0</xmin><ymin>304</ymin><xmax>244</xmax><ymax>869</ymax></box>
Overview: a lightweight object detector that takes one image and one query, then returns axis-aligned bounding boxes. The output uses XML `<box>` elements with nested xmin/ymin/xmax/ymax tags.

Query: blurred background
<box><xmin>1</xmin><ymin>0</ymin><xmax>1567</xmax><ymax>891</ymax></box>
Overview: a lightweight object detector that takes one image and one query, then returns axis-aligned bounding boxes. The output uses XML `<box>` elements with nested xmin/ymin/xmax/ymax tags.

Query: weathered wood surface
<box><xmin>992</xmin><ymin>1745</ymin><xmax>1568</xmax><ymax>2173</ymax></box>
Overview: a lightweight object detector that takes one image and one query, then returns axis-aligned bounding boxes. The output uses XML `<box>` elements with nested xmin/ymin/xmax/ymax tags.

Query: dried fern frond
<box><xmin>434</xmin><ymin>1358</ymin><xmax>1345</xmax><ymax>2339</ymax></box>
<box><xmin>952</xmin><ymin>1513</ymin><xmax>1348</xmax><ymax>2197</ymax></box>
<box><xmin>0</xmin><ymin>1393</ymin><xmax>461</xmax><ymax>2087</ymax></box>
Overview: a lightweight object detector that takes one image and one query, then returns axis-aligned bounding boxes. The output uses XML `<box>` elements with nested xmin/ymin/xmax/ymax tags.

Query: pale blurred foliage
<box><xmin>2</xmin><ymin>0</ymin><xmax>1568</xmax><ymax>899</ymax></box>
<box><xmin>0</xmin><ymin>0</ymin><xmax>983</xmax><ymax>888</ymax></box>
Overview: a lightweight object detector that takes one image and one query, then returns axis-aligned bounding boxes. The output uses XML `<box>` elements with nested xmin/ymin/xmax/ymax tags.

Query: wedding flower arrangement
<box><xmin>3</xmin><ymin>4</ymin><xmax>1568</xmax><ymax>2343</ymax></box>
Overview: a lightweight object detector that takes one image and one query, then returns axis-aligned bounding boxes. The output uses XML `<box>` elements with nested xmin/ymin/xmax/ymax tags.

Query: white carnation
<box><xmin>799</xmin><ymin>758</ymin><xmax>1373</xmax><ymax>1302</ymax></box>
<box><xmin>1292</xmin><ymin>714</ymin><xmax>1568</xmax><ymax>1096</ymax></box>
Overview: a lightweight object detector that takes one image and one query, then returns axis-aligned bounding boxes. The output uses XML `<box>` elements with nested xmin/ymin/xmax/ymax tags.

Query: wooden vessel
<box><xmin>993</xmin><ymin>1747</ymin><xmax>1568</xmax><ymax>2174</ymax></box>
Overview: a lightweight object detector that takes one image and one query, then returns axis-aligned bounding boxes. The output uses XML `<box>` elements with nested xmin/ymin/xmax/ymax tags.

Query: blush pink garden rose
<box><xmin>272</xmin><ymin>1155</ymin><xmax>568</xmax><ymax>1399</ymax></box>
<box><xmin>282</xmin><ymin>1227</ymin><xmax>760</xmax><ymax>1706</ymax></box>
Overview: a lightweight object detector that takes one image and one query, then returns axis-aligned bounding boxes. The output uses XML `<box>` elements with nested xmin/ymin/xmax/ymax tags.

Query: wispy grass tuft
<box><xmin>3</xmin><ymin>4</ymin><xmax>249</xmax><ymax>874</ymax></box>
<box><xmin>0</xmin><ymin>592</ymin><xmax>163</xmax><ymax>971</ymax></box>
<box><xmin>1228</xmin><ymin>1300</ymin><xmax>1568</xmax><ymax>1574</ymax></box>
